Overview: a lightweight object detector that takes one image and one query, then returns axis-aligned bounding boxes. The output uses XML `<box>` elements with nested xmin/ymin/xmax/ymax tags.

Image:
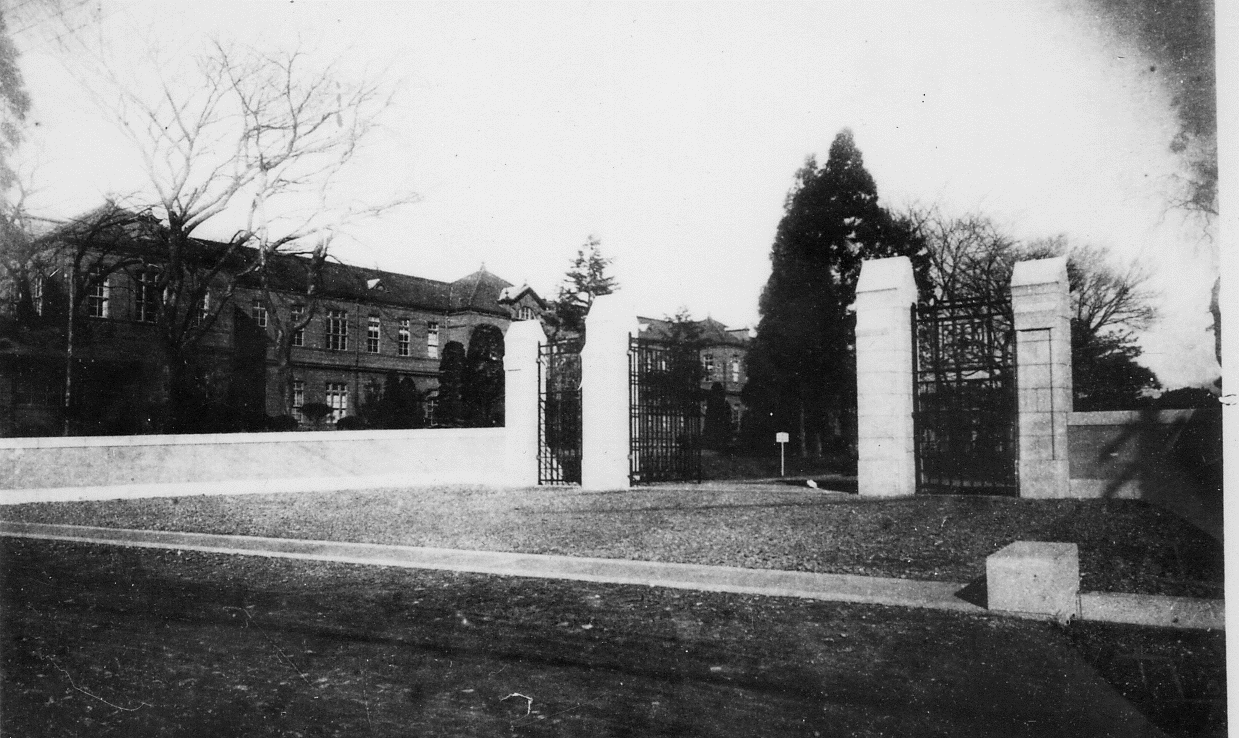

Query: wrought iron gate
<box><xmin>912</xmin><ymin>298</ymin><xmax>1018</xmax><ymax>495</ymax></box>
<box><xmin>629</xmin><ymin>336</ymin><xmax>702</xmax><ymax>484</ymax></box>
<box><xmin>538</xmin><ymin>339</ymin><xmax>582</xmax><ymax>485</ymax></box>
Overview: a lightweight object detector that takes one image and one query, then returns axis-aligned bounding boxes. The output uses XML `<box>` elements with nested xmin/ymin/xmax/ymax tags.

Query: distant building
<box><xmin>637</xmin><ymin>316</ymin><xmax>751</xmax><ymax>435</ymax></box>
<box><xmin>0</xmin><ymin>208</ymin><xmax>545</xmax><ymax>436</ymax></box>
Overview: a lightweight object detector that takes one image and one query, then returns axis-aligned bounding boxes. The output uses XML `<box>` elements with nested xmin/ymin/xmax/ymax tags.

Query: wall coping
<box><xmin>1068</xmin><ymin>409</ymin><xmax>1200</xmax><ymax>426</ymax></box>
<box><xmin>1010</xmin><ymin>256</ymin><xmax>1067</xmax><ymax>288</ymax></box>
<box><xmin>0</xmin><ymin>427</ymin><xmax>505</xmax><ymax>451</ymax></box>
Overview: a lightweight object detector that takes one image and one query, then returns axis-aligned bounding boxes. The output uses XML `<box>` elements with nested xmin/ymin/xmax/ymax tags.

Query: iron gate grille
<box><xmin>912</xmin><ymin>298</ymin><xmax>1019</xmax><ymax>496</ymax></box>
<box><xmin>629</xmin><ymin>336</ymin><xmax>702</xmax><ymax>484</ymax></box>
<box><xmin>538</xmin><ymin>339</ymin><xmax>582</xmax><ymax>485</ymax></box>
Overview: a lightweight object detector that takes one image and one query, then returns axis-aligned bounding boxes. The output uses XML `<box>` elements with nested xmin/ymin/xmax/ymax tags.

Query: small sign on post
<box><xmin>775</xmin><ymin>432</ymin><xmax>789</xmax><ymax>477</ymax></box>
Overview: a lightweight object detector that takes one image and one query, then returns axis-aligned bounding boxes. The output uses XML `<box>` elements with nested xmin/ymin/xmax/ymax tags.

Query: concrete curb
<box><xmin>1079</xmin><ymin>592</ymin><xmax>1225</xmax><ymax>630</ymax></box>
<box><xmin>0</xmin><ymin>521</ymin><xmax>1223</xmax><ymax>630</ymax></box>
<box><xmin>0</xmin><ymin>475</ymin><xmax>485</xmax><ymax>506</ymax></box>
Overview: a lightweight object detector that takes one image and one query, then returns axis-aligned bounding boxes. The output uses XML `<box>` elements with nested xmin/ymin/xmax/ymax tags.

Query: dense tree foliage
<box><xmin>436</xmin><ymin>341</ymin><xmax>466</xmax><ymax>427</ymax></box>
<box><xmin>1071</xmin><ymin>323</ymin><xmax>1161</xmax><ymax>411</ymax></box>
<box><xmin>551</xmin><ymin>236</ymin><xmax>617</xmax><ymax>336</ymax></box>
<box><xmin>703</xmin><ymin>382</ymin><xmax>732</xmax><ymax>451</ymax></box>
<box><xmin>743</xmin><ymin>130</ymin><xmax>928</xmax><ymax>457</ymax></box>
<box><xmin>463</xmin><ymin>323</ymin><xmax>505</xmax><ymax>427</ymax></box>
<box><xmin>360</xmin><ymin>371</ymin><xmax>426</xmax><ymax>429</ymax></box>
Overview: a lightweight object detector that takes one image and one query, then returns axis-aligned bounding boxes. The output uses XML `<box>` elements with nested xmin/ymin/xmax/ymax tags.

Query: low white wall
<box><xmin>0</xmin><ymin>428</ymin><xmax>508</xmax><ymax>500</ymax></box>
<box><xmin>1067</xmin><ymin>408</ymin><xmax>1221</xmax><ymax>540</ymax></box>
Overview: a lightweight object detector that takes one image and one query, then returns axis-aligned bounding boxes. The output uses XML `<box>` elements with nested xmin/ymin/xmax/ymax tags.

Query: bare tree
<box><xmin>902</xmin><ymin>205</ymin><xmax>1157</xmax><ymax>338</ymax></box>
<box><xmin>73</xmin><ymin>39</ymin><xmax>411</xmax><ymax>429</ymax></box>
<box><xmin>1020</xmin><ymin>236</ymin><xmax>1158</xmax><ymax>338</ymax></box>
<box><xmin>900</xmin><ymin>205</ymin><xmax>1019</xmax><ymax>303</ymax></box>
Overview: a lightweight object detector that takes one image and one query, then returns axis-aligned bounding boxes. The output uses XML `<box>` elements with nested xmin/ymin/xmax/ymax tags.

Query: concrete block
<box><xmin>1019</xmin><ymin>364</ymin><xmax>1052</xmax><ymax>390</ymax></box>
<box><xmin>987</xmin><ymin>541</ymin><xmax>1079</xmax><ymax>619</ymax></box>
<box><xmin>1018</xmin><ymin>460</ymin><xmax>1070</xmax><ymax>498</ymax></box>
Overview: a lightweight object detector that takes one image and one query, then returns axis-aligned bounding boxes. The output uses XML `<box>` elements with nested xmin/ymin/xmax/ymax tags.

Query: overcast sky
<box><xmin>10</xmin><ymin>0</ymin><xmax>1221</xmax><ymax>387</ymax></box>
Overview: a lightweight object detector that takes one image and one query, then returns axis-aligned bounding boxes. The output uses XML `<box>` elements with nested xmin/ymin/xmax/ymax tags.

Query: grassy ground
<box><xmin>2</xmin><ymin>538</ymin><xmax>1224</xmax><ymax>737</ymax></box>
<box><xmin>2</xmin><ymin>484</ymin><xmax>1223</xmax><ymax>598</ymax></box>
<box><xmin>700</xmin><ymin>449</ymin><xmax>856</xmax><ymax>480</ymax></box>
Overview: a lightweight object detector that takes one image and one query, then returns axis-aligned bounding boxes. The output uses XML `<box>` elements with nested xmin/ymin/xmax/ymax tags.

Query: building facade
<box><xmin>637</xmin><ymin>316</ymin><xmax>751</xmax><ymax>435</ymax></box>
<box><xmin>0</xmin><ymin>211</ymin><xmax>544</xmax><ymax>436</ymax></box>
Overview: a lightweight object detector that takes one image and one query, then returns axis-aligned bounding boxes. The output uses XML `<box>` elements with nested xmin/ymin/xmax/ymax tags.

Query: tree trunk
<box><xmin>275</xmin><ymin>347</ymin><xmax>295</xmax><ymax>417</ymax></box>
<box><xmin>797</xmin><ymin>400</ymin><xmax>807</xmax><ymax>458</ymax></box>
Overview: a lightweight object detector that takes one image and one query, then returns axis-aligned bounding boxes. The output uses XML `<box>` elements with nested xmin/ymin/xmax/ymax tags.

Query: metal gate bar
<box><xmin>538</xmin><ymin>339</ymin><xmax>582</xmax><ymax>485</ymax></box>
<box><xmin>629</xmin><ymin>336</ymin><xmax>702</xmax><ymax>484</ymax></box>
<box><xmin>912</xmin><ymin>298</ymin><xmax>1018</xmax><ymax>496</ymax></box>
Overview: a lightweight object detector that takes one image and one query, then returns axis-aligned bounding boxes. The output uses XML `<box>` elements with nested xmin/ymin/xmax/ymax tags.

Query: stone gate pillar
<box><xmin>1010</xmin><ymin>257</ymin><xmax>1072</xmax><ymax>498</ymax></box>
<box><xmin>504</xmin><ymin>319</ymin><xmax>546</xmax><ymax>486</ymax></box>
<box><xmin>854</xmin><ymin>257</ymin><xmax>918</xmax><ymax>497</ymax></box>
<box><xmin>581</xmin><ymin>294</ymin><xmax>639</xmax><ymax>490</ymax></box>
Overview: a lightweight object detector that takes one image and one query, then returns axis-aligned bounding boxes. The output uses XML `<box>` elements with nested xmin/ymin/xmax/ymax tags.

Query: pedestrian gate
<box><xmin>911</xmin><ymin>298</ymin><xmax>1019</xmax><ymax>495</ymax></box>
<box><xmin>538</xmin><ymin>339</ymin><xmax>582</xmax><ymax>485</ymax></box>
<box><xmin>628</xmin><ymin>336</ymin><xmax>702</xmax><ymax>484</ymax></box>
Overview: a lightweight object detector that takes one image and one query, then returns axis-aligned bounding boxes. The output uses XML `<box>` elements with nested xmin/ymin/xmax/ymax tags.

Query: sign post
<box><xmin>776</xmin><ymin>432</ymin><xmax>789</xmax><ymax>477</ymax></box>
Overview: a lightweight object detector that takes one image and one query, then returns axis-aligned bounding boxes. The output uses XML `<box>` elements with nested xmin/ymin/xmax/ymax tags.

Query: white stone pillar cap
<box><xmin>584</xmin><ymin>293</ymin><xmax>640</xmax><ymax>345</ymax></box>
<box><xmin>1011</xmin><ymin>256</ymin><xmax>1068</xmax><ymax>288</ymax></box>
<box><xmin>505</xmin><ymin>318</ymin><xmax>547</xmax><ymax>347</ymax></box>
<box><xmin>855</xmin><ymin>256</ymin><xmax>917</xmax><ymax>304</ymax></box>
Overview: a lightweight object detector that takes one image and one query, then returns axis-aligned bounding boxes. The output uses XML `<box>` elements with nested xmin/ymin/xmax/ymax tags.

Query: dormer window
<box><xmin>515</xmin><ymin>306</ymin><xmax>534</xmax><ymax>321</ymax></box>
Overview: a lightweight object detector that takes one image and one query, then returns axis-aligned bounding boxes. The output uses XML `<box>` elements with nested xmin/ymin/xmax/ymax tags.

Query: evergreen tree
<box><xmin>397</xmin><ymin>376</ymin><xmax>425</xmax><ymax>429</ymax></box>
<box><xmin>703</xmin><ymin>382</ymin><xmax>733</xmax><ymax>451</ymax></box>
<box><xmin>463</xmin><ymin>324</ymin><xmax>505</xmax><ymax>427</ymax></box>
<box><xmin>552</xmin><ymin>236</ymin><xmax>618</xmax><ymax>336</ymax></box>
<box><xmin>1071</xmin><ymin>323</ymin><xmax>1161</xmax><ymax>411</ymax></box>
<box><xmin>436</xmin><ymin>341</ymin><xmax>466</xmax><ymax>427</ymax></box>
<box><xmin>743</xmin><ymin>130</ymin><xmax>927</xmax><ymax>457</ymax></box>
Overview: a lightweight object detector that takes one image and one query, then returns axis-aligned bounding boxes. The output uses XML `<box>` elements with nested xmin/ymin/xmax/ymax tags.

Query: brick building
<box><xmin>637</xmin><ymin>316</ymin><xmax>751</xmax><ymax>434</ymax></box>
<box><xmin>0</xmin><ymin>210</ymin><xmax>544</xmax><ymax>436</ymax></box>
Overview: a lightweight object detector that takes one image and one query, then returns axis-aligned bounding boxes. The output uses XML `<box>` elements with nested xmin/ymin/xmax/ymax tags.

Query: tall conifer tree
<box><xmin>743</xmin><ymin>129</ymin><xmax>927</xmax><ymax>457</ymax></box>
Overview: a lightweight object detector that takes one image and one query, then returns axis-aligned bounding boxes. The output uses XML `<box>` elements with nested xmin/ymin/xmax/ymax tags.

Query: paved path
<box><xmin>0</xmin><ymin>521</ymin><xmax>1223</xmax><ymax>630</ymax></box>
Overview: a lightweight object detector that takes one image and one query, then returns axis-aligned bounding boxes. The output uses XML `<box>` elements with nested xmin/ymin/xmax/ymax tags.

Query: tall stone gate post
<box><xmin>1010</xmin><ymin>257</ymin><xmax>1072</xmax><ymax>498</ymax></box>
<box><xmin>581</xmin><ymin>294</ymin><xmax>639</xmax><ymax>490</ymax></box>
<box><xmin>504</xmin><ymin>319</ymin><xmax>546</xmax><ymax>486</ymax></box>
<box><xmin>854</xmin><ymin>257</ymin><xmax>918</xmax><ymax>497</ymax></box>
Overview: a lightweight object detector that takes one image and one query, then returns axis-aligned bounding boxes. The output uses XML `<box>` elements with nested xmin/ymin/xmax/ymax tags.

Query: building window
<box><xmin>293</xmin><ymin>379</ymin><xmax>305</xmax><ymax>422</ymax></box>
<box><xmin>291</xmin><ymin>306</ymin><xmax>305</xmax><ymax>347</ymax></box>
<box><xmin>729</xmin><ymin>356</ymin><xmax>741</xmax><ymax>383</ymax></box>
<box><xmin>427</xmin><ymin>321</ymin><xmax>439</xmax><ymax>359</ymax></box>
<box><xmin>398</xmin><ymin>318</ymin><xmax>411</xmax><ymax>357</ymax></box>
<box><xmin>702</xmin><ymin>353</ymin><xmax>714</xmax><ymax>379</ymax></box>
<box><xmin>87</xmin><ymin>269</ymin><xmax>109</xmax><ymax>318</ymax></box>
<box><xmin>424</xmin><ymin>396</ymin><xmax>437</xmax><ymax>426</ymax></box>
<box><xmin>251</xmin><ymin>299</ymin><xmax>268</xmax><ymax>328</ymax></box>
<box><xmin>190</xmin><ymin>292</ymin><xmax>210</xmax><ymax>327</ymax></box>
<box><xmin>134</xmin><ymin>270</ymin><xmax>159</xmax><ymax>323</ymax></box>
<box><xmin>325</xmin><ymin>382</ymin><xmax>349</xmax><ymax>422</ymax></box>
<box><xmin>326</xmin><ymin>310</ymin><xmax>349</xmax><ymax>351</ymax></box>
<box><xmin>367</xmin><ymin>315</ymin><xmax>381</xmax><ymax>353</ymax></box>
<box><xmin>515</xmin><ymin>306</ymin><xmax>534</xmax><ymax>321</ymax></box>
<box><xmin>30</xmin><ymin>274</ymin><xmax>44</xmax><ymax>316</ymax></box>
<box><xmin>14</xmin><ymin>368</ymin><xmax>60</xmax><ymax>407</ymax></box>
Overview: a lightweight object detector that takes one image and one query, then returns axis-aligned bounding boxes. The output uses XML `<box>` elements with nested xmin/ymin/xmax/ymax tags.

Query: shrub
<box><xmin>266</xmin><ymin>415</ymin><xmax>300</xmax><ymax>432</ymax></box>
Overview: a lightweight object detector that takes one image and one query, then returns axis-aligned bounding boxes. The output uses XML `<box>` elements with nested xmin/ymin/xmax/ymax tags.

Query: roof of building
<box><xmin>636</xmin><ymin>316</ymin><xmax>750</xmax><ymax>347</ymax></box>
<box><xmin>449</xmin><ymin>267</ymin><xmax>515</xmax><ymax>314</ymax></box>
<box><xmin>38</xmin><ymin>206</ymin><xmax>536</xmax><ymax>317</ymax></box>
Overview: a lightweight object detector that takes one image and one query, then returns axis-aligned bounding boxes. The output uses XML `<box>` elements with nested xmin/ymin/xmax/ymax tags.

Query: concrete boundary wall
<box><xmin>0</xmin><ymin>428</ymin><xmax>508</xmax><ymax>496</ymax></box>
<box><xmin>1067</xmin><ymin>408</ymin><xmax>1222</xmax><ymax>539</ymax></box>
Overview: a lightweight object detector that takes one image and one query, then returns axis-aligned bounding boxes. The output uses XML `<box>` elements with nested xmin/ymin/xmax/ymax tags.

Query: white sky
<box><xmin>10</xmin><ymin>0</ymin><xmax>1222</xmax><ymax>387</ymax></box>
